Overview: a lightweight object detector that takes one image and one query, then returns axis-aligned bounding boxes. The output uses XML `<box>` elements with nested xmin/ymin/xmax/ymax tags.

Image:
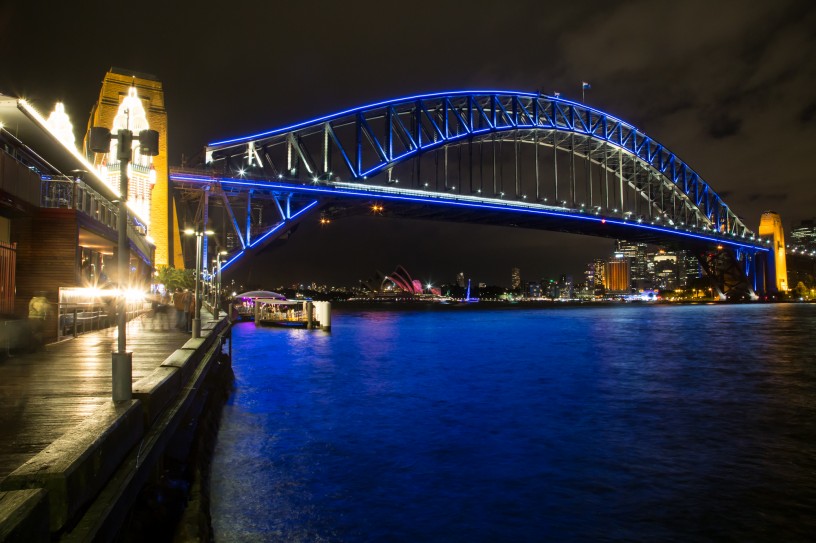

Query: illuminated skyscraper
<box><xmin>652</xmin><ymin>250</ymin><xmax>679</xmax><ymax>290</ymax></box>
<box><xmin>790</xmin><ymin>219</ymin><xmax>816</xmax><ymax>251</ymax></box>
<box><xmin>511</xmin><ymin>267</ymin><xmax>521</xmax><ymax>291</ymax></box>
<box><xmin>604</xmin><ymin>258</ymin><xmax>630</xmax><ymax>294</ymax></box>
<box><xmin>616</xmin><ymin>240</ymin><xmax>648</xmax><ymax>289</ymax></box>
<box><xmin>585</xmin><ymin>259</ymin><xmax>606</xmax><ymax>291</ymax></box>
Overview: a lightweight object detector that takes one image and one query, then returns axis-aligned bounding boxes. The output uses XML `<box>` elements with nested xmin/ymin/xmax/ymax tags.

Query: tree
<box><xmin>156</xmin><ymin>266</ymin><xmax>195</xmax><ymax>292</ymax></box>
<box><xmin>794</xmin><ymin>281</ymin><xmax>809</xmax><ymax>300</ymax></box>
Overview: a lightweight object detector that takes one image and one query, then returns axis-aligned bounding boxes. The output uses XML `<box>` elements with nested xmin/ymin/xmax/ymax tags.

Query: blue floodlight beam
<box><xmin>170</xmin><ymin>173</ymin><xmax>766</xmax><ymax>253</ymax></box>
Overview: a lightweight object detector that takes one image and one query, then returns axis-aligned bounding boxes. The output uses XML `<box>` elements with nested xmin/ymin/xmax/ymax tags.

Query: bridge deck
<box><xmin>0</xmin><ymin>311</ymin><xmax>196</xmax><ymax>480</ymax></box>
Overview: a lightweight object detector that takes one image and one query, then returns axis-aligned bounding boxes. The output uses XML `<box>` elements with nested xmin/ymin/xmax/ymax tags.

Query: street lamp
<box><xmin>213</xmin><ymin>251</ymin><xmax>228</xmax><ymax>316</ymax></box>
<box><xmin>89</xmin><ymin>121</ymin><xmax>159</xmax><ymax>402</ymax></box>
<box><xmin>184</xmin><ymin>228</ymin><xmax>214</xmax><ymax>338</ymax></box>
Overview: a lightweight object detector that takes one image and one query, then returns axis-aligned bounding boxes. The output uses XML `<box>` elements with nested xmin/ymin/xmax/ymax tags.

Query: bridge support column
<box><xmin>697</xmin><ymin>246</ymin><xmax>757</xmax><ymax>301</ymax></box>
<box><xmin>246</xmin><ymin>190</ymin><xmax>253</xmax><ymax>246</ymax></box>
<box><xmin>759</xmin><ymin>211</ymin><xmax>788</xmax><ymax>292</ymax></box>
<box><xmin>202</xmin><ymin>187</ymin><xmax>210</xmax><ymax>273</ymax></box>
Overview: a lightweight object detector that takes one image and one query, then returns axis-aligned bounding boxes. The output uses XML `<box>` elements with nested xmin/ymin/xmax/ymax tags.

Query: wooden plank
<box><xmin>0</xmin><ymin>313</ymin><xmax>195</xmax><ymax>481</ymax></box>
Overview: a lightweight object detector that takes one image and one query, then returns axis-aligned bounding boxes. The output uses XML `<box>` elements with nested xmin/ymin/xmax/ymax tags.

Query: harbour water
<box><xmin>211</xmin><ymin>303</ymin><xmax>816</xmax><ymax>542</ymax></box>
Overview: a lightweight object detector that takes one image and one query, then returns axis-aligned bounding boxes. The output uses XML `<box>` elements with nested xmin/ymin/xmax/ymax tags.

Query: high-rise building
<box><xmin>652</xmin><ymin>250</ymin><xmax>679</xmax><ymax>290</ymax></box>
<box><xmin>558</xmin><ymin>274</ymin><xmax>574</xmax><ymax>299</ymax></box>
<box><xmin>679</xmin><ymin>250</ymin><xmax>700</xmax><ymax>288</ymax></box>
<box><xmin>511</xmin><ymin>267</ymin><xmax>521</xmax><ymax>291</ymax></box>
<box><xmin>604</xmin><ymin>258</ymin><xmax>630</xmax><ymax>294</ymax></box>
<box><xmin>585</xmin><ymin>259</ymin><xmax>606</xmax><ymax>291</ymax></box>
<box><xmin>615</xmin><ymin>240</ymin><xmax>649</xmax><ymax>289</ymax></box>
<box><xmin>585</xmin><ymin>263</ymin><xmax>595</xmax><ymax>288</ymax></box>
<box><xmin>85</xmin><ymin>68</ymin><xmax>183</xmax><ymax>269</ymax></box>
<box><xmin>456</xmin><ymin>272</ymin><xmax>466</xmax><ymax>288</ymax></box>
<box><xmin>790</xmin><ymin>219</ymin><xmax>816</xmax><ymax>251</ymax></box>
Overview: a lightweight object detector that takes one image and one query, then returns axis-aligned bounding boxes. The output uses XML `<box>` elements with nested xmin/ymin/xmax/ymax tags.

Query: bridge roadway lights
<box><xmin>111</xmin><ymin>351</ymin><xmax>132</xmax><ymax>402</ymax></box>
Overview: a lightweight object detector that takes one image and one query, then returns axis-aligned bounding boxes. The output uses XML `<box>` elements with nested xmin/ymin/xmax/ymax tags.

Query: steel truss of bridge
<box><xmin>172</xmin><ymin>90</ymin><xmax>786</xmax><ymax>298</ymax></box>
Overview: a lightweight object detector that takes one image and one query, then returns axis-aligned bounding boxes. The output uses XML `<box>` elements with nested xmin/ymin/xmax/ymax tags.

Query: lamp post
<box><xmin>184</xmin><ymin>228</ymin><xmax>214</xmax><ymax>338</ymax></box>
<box><xmin>214</xmin><ymin>250</ymin><xmax>227</xmax><ymax>316</ymax></box>
<box><xmin>89</xmin><ymin>122</ymin><xmax>158</xmax><ymax>402</ymax></box>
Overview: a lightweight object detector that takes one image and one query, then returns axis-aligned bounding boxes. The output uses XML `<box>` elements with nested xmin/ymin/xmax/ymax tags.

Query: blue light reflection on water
<box><xmin>211</xmin><ymin>304</ymin><xmax>816</xmax><ymax>542</ymax></box>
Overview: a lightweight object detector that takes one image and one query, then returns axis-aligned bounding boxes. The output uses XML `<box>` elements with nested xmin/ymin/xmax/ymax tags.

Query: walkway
<box><xmin>0</xmin><ymin>310</ymin><xmax>208</xmax><ymax>480</ymax></box>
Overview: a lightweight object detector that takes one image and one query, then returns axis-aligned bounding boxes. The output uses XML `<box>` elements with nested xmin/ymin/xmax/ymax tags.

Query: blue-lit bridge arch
<box><xmin>207</xmin><ymin>91</ymin><xmax>751</xmax><ymax>238</ymax></box>
<box><xmin>172</xmin><ymin>90</ymin><xmax>779</xmax><ymax>298</ymax></box>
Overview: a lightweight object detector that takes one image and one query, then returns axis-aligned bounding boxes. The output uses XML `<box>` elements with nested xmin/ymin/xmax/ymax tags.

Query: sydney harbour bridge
<box><xmin>170</xmin><ymin>90</ymin><xmax>790</xmax><ymax>300</ymax></box>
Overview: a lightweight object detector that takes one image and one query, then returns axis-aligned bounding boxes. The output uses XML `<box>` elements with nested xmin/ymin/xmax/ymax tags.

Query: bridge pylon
<box><xmin>758</xmin><ymin>211</ymin><xmax>788</xmax><ymax>293</ymax></box>
<box><xmin>696</xmin><ymin>245</ymin><xmax>760</xmax><ymax>301</ymax></box>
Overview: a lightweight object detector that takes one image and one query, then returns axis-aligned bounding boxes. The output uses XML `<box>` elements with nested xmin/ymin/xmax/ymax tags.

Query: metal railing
<box><xmin>56</xmin><ymin>300</ymin><xmax>149</xmax><ymax>341</ymax></box>
<box><xmin>41</xmin><ymin>178</ymin><xmax>154</xmax><ymax>260</ymax></box>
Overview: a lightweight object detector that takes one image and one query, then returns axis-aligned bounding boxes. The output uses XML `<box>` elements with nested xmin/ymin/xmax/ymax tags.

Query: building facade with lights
<box><xmin>790</xmin><ymin>219</ymin><xmax>816</xmax><ymax>252</ymax></box>
<box><xmin>0</xmin><ymin>73</ymin><xmax>167</xmax><ymax>342</ymax></box>
<box><xmin>604</xmin><ymin>259</ymin><xmax>630</xmax><ymax>294</ymax></box>
<box><xmin>511</xmin><ymin>267</ymin><xmax>521</xmax><ymax>291</ymax></box>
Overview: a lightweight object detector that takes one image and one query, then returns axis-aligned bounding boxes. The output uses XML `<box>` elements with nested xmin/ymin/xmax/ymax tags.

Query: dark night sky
<box><xmin>2</xmin><ymin>0</ymin><xmax>815</xmax><ymax>287</ymax></box>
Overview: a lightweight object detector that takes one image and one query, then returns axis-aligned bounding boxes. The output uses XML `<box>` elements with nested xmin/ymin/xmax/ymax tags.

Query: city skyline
<box><xmin>238</xmin><ymin>236</ymin><xmax>700</xmax><ymax>294</ymax></box>
<box><xmin>2</xmin><ymin>0</ymin><xmax>814</xmax><ymax>283</ymax></box>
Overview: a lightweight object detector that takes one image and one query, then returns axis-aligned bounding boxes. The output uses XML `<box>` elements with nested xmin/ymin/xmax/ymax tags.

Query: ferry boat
<box><xmin>233</xmin><ymin>291</ymin><xmax>331</xmax><ymax>330</ymax></box>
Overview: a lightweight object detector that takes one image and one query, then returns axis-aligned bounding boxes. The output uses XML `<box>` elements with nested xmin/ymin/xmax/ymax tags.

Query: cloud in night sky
<box><xmin>2</xmin><ymin>0</ymin><xmax>814</xmax><ymax>286</ymax></box>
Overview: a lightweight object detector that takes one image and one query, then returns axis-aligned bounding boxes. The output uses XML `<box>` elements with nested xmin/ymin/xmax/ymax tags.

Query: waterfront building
<box><xmin>544</xmin><ymin>279</ymin><xmax>560</xmax><ymax>300</ymax></box>
<box><xmin>0</xmin><ymin>92</ymin><xmax>155</xmax><ymax>341</ymax></box>
<box><xmin>527</xmin><ymin>282</ymin><xmax>542</xmax><ymax>298</ymax></box>
<box><xmin>361</xmin><ymin>265</ymin><xmax>424</xmax><ymax>296</ymax></box>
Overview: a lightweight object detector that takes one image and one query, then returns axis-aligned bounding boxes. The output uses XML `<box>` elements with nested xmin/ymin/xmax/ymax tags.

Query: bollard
<box><xmin>323</xmin><ymin>301</ymin><xmax>331</xmax><ymax>331</ymax></box>
<box><xmin>315</xmin><ymin>301</ymin><xmax>331</xmax><ymax>331</ymax></box>
<box><xmin>111</xmin><ymin>351</ymin><xmax>132</xmax><ymax>401</ymax></box>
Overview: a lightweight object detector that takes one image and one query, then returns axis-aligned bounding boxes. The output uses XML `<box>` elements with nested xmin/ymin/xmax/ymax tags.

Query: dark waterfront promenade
<box><xmin>0</xmin><ymin>313</ymin><xmax>189</xmax><ymax>480</ymax></box>
<box><xmin>0</xmin><ymin>309</ymin><xmax>231</xmax><ymax>541</ymax></box>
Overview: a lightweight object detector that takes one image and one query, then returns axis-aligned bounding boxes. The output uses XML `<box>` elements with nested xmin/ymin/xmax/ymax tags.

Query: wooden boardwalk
<box><xmin>0</xmin><ymin>311</ymin><xmax>198</xmax><ymax>480</ymax></box>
